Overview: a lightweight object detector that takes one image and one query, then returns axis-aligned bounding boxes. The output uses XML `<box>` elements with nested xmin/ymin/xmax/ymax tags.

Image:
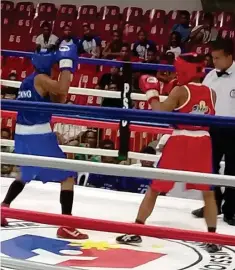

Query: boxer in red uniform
<box><xmin>116</xmin><ymin>54</ymin><xmax>221</xmax><ymax>253</ymax></box>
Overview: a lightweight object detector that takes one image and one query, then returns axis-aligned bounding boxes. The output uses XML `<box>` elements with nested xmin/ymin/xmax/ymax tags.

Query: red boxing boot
<box><xmin>57</xmin><ymin>226</ymin><xmax>89</xmax><ymax>239</ymax></box>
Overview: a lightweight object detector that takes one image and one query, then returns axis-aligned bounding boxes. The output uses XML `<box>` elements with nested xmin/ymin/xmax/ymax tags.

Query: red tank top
<box><xmin>175</xmin><ymin>82</ymin><xmax>215</xmax><ymax>131</ymax></box>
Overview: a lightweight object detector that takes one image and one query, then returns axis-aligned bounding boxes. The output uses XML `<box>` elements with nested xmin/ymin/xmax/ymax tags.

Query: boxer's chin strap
<box><xmin>146</xmin><ymin>89</ymin><xmax>160</xmax><ymax>103</ymax></box>
<box><xmin>59</xmin><ymin>59</ymin><xmax>73</xmax><ymax>69</ymax></box>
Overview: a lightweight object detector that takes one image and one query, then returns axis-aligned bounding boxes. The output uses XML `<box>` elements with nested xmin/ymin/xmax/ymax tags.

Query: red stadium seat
<box><xmin>77</xmin><ymin>5</ymin><xmax>98</xmax><ymax>21</ymax></box>
<box><xmin>15</xmin><ymin>2</ymin><xmax>34</xmax><ymax>18</ymax></box>
<box><xmin>37</xmin><ymin>3</ymin><xmax>57</xmax><ymax>20</ymax></box>
<box><xmin>123</xmin><ymin>7</ymin><xmax>143</xmax><ymax>23</ymax></box>
<box><xmin>31</xmin><ymin>17</ymin><xmax>55</xmax><ymax>35</ymax></box>
<box><xmin>167</xmin><ymin>10</ymin><xmax>182</xmax><ymax>29</ymax></box>
<box><xmin>123</xmin><ymin>23</ymin><xmax>142</xmax><ymax>43</ymax></box>
<box><xmin>216</xmin><ymin>12</ymin><xmax>235</xmax><ymax>27</ymax></box>
<box><xmin>1</xmin><ymin>16</ymin><xmax>14</xmax><ymax>31</ymax></box>
<box><xmin>193</xmin><ymin>44</ymin><xmax>211</xmax><ymax>55</ymax></box>
<box><xmin>191</xmin><ymin>11</ymin><xmax>204</xmax><ymax>26</ymax></box>
<box><xmin>219</xmin><ymin>27</ymin><xmax>235</xmax><ymax>40</ymax></box>
<box><xmin>144</xmin><ymin>9</ymin><xmax>166</xmax><ymax>24</ymax></box>
<box><xmin>147</xmin><ymin>23</ymin><xmax>169</xmax><ymax>45</ymax></box>
<box><xmin>2</xmin><ymin>57</ymin><xmax>25</xmax><ymax>78</ymax></box>
<box><xmin>1</xmin><ymin>0</ymin><xmax>14</xmax><ymax>11</ymax></box>
<box><xmin>57</xmin><ymin>4</ymin><xmax>77</xmax><ymax>20</ymax></box>
<box><xmin>97</xmin><ymin>21</ymin><xmax>120</xmax><ymax>48</ymax></box>
<box><xmin>99</xmin><ymin>6</ymin><xmax>120</xmax><ymax>22</ymax></box>
<box><xmin>3</xmin><ymin>33</ymin><xmax>33</xmax><ymax>51</ymax></box>
<box><xmin>12</xmin><ymin>18</ymin><xmax>32</xmax><ymax>35</ymax></box>
<box><xmin>1</xmin><ymin>0</ymin><xmax>14</xmax><ymax>17</ymax></box>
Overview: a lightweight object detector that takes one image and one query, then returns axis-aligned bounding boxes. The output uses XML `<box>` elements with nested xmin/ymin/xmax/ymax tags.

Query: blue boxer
<box><xmin>2</xmin><ymin>45</ymin><xmax>89</xmax><ymax>240</ymax></box>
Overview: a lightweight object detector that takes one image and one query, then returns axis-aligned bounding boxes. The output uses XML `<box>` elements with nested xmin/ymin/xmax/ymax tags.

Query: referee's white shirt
<box><xmin>203</xmin><ymin>61</ymin><xmax>235</xmax><ymax>117</ymax></box>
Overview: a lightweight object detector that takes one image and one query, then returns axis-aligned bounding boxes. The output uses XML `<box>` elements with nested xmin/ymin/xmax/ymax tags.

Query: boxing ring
<box><xmin>1</xmin><ymin>51</ymin><xmax>235</xmax><ymax>270</ymax></box>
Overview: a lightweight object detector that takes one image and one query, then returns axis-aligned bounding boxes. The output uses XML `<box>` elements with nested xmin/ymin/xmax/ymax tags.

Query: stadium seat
<box><xmin>31</xmin><ymin>17</ymin><xmax>55</xmax><ymax>35</ymax></box>
<box><xmin>147</xmin><ymin>23</ymin><xmax>169</xmax><ymax>45</ymax></box>
<box><xmin>1</xmin><ymin>0</ymin><xmax>14</xmax><ymax>17</ymax></box>
<box><xmin>97</xmin><ymin>21</ymin><xmax>120</xmax><ymax>47</ymax></box>
<box><xmin>77</xmin><ymin>5</ymin><xmax>98</xmax><ymax>21</ymax></box>
<box><xmin>193</xmin><ymin>44</ymin><xmax>212</xmax><ymax>55</ymax></box>
<box><xmin>123</xmin><ymin>23</ymin><xmax>142</xmax><ymax>43</ymax></box>
<box><xmin>167</xmin><ymin>10</ymin><xmax>182</xmax><ymax>29</ymax></box>
<box><xmin>15</xmin><ymin>2</ymin><xmax>34</xmax><ymax>18</ymax></box>
<box><xmin>57</xmin><ymin>4</ymin><xmax>77</xmax><ymax>20</ymax></box>
<box><xmin>2</xmin><ymin>56</ymin><xmax>25</xmax><ymax>78</ymax></box>
<box><xmin>123</xmin><ymin>7</ymin><xmax>143</xmax><ymax>23</ymax></box>
<box><xmin>37</xmin><ymin>3</ymin><xmax>57</xmax><ymax>20</ymax></box>
<box><xmin>13</xmin><ymin>18</ymin><xmax>32</xmax><ymax>35</ymax></box>
<box><xmin>99</xmin><ymin>6</ymin><xmax>120</xmax><ymax>22</ymax></box>
<box><xmin>216</xmin><ymin>12</ymin><xmax>235</xmax><ymax>27</ymax></box>
<box><xmin>144</xmin><ymin>9</ymin><xmax>166</xmax><ymax>24</ymax></box>
<box><xmin>191</xmin><ymin>11</ymin><xmax>204</xmax><ymax>26</ymax></box>
<box><xmin>219</xmin><ymin>27</ymin><xmax>235</xmax><ymax>40</ymax></box>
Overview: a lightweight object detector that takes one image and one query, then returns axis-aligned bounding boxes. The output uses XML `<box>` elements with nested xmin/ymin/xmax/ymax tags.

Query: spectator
<box><xmin>100</xmin><ymin>139</ymin><xmax>116</xmax><ymax>163</ymax></box>
<box><xmin>1</xmin><ymin>128</ymin><xmax>14</xmax><ymax>177</ymax></box>
<box><xmin>121</xmin><ymin>146</ymin><xmax>156</xmax><ymax>193</ymax></box>
<box><xmin>132</xmin><ymin>29</ymin><xmax>156</xmax><ymax>60</ymax></box>
<box><xmin>1</xmin><ymin>72</ymin><xmax>18</xmax><ymax>99</ymax></box>
<box><xmin>165</xmin><ymin>31</ymin><xmax>182</xmax><ymax>58</ymax></box>
<box><xmin>102</xmin><ymin>30</ymin><xmax>124</xmax><ymax>59</ymax></box>
<box><xmin>102</xmin><ymin>83</ymin><xmax>123</xmax><ymax>108</ymax></box>
<box><xmin>1</xmin><ymin>127</ymin><xmax>11</xmax><ymax>141</ymax></box>
<box><xmin>35</xmin><ymin>21</ymin><xmax>58</xmax><ymax>51</ymax></box>
<box><xmin>171</xmin><ymin>10</ymin><xmax>191</xmax><ymax>42</ymax></box>
<box><xmin>117</xmin><ymin>43</ymin><xmax>139</xmax><ymax>62</ymax></box>
<box><xmin>86</xmin><ymin>139</ymin><xmax>120</xmax><ymax>190</ymax></box>
<box><xmin>78</xmin><ymin>23</ymin><xmax>101</xmax><ymax>58</ymax></box>
<box><xmin>204</xmin><ymin>53</ymin><xmax>214</xmax><ymax>68</ymax></box>
<box><xmin>190</xmin><ymin>13</ymin><xmax>218</xmax><ymax>44</ymax></box>
<box><xmin>75</xmin><ymin>130</ymin><xmax>100</xmax><ymax>162</ymax></box>
<box><xmin>99</xmin><ymin>66</ymin><xmax>122</xmax><ymax>89</ymax></box>
<box><xmin>56</xmin><ymin>24</ymin><xmax>79</xmax><ymax>48</ymax></box>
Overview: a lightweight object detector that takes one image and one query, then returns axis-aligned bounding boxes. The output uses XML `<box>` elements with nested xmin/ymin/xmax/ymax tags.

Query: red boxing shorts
<box><xmin>151</xmin><ymin>130</ymin><xmax>213</xmax><ymax>193</ymax></box>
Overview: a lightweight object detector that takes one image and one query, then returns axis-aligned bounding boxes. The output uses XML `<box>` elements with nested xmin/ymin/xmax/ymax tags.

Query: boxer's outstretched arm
<box><xmin>150</xmin><ymin>86</ymin><xmax>181</xmax><ymax>112</ymax></box>
<box><xmin>139</xmin><ymin>75</ymin><xmax>182</xmax><ymax>112</ymax></box>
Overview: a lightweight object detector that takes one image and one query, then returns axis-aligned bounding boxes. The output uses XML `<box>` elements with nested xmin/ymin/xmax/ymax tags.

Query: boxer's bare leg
<box><xmin>136</xmin><ymin>187</ymin><xmax>159</xmax><ymax>224</ymax></box>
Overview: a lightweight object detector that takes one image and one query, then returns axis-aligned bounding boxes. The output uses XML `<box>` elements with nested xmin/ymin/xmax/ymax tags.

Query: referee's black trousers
<box><xmin>210</xmin><ymin>127</ymin><xmax>235</xmax><ymax>219</ymax></box>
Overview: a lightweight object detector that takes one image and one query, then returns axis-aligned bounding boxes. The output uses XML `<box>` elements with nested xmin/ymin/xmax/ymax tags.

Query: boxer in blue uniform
<box><xmin>1</xmin><ymin>45</ymin><xmax>88</xmax><ymax>240</ymax></box>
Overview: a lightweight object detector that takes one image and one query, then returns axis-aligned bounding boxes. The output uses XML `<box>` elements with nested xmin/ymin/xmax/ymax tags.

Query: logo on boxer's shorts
<box><xmin>59</xmin><ymin>45</ymin><xmax>70</xmax><ymax>52</ymax></box>
<box><xmin>230</xmin><ymin>89</ymin><xmax>235</xmax><ymax>98</ymax></box>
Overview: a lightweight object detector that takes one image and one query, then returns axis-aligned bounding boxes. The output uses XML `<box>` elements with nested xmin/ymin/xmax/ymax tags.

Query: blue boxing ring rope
<box><xmin>1</xmin><ymin>49</ymin><xmax>235</xmax><ymax>187</ymax></box>
<box><xmin>2</xmin><ymin>99</ymin><xmax>235</xmax><ymax>128</ymax></box>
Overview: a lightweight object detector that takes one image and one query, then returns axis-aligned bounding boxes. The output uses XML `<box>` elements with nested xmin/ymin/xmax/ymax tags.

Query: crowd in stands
<box><xmin>1</xmin><ymin>2</ymin><xmax>235</xmax><ymax>193</ymax></box>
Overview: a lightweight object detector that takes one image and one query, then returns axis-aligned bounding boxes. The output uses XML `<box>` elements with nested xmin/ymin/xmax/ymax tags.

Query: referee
<box><xmin>192</xmin><ymin>38</ymin><xmax>235</xmax><ymax>226</ymax></box>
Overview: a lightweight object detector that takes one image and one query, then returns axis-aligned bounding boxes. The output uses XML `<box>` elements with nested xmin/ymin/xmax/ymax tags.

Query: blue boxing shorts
<box><xmin>14</xmin><ymin>132</ymin><xmax>77</xmax><ymax>183</ymax></box>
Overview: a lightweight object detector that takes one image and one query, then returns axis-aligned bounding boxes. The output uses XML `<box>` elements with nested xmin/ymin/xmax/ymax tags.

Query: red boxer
<box><xmin>116</xmin><ymin>54</ymin><xmax>221</xmax><ymax>253</ymax></box>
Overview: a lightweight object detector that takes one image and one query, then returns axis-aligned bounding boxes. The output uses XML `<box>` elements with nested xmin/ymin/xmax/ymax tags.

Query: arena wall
<box><xmin>13</xmin><ymin>0</ymin><xmax>203</xmax><ymax>12</ymax></box>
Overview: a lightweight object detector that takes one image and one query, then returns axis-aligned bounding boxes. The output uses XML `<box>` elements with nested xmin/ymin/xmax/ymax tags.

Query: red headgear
<box><xmin>174</xmin><ymin>53</ymin><xmax>205</xmax><ymax>85</ymax></box>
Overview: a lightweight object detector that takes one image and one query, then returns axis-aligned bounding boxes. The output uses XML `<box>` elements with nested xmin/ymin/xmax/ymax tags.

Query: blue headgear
<box><xmin>31</xmin><ymin>50</ymin><xmax>55</xmax><ymax>75</ymax></box>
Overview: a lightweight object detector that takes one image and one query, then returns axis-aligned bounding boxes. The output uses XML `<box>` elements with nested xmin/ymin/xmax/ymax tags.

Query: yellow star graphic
<box><xmin>69</xmin><ymin>240</ymin><xmax>120</xmax><ymax>251</ymax></box>
<box><xmin>152</xmin><ymin>244</ymin><xmax>164</xmax><ymax>249</ymax></box>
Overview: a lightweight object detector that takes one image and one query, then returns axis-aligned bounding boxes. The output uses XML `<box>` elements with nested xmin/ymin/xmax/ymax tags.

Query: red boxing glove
<box><xmin>139</xmin><ymin>75</ymin><xmax>160</xmax><ymax>104</ymax></box>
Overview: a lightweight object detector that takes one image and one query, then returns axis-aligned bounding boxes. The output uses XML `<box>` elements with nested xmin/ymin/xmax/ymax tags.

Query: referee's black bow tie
<box><xmin>216</xmin><ymin>70</ymin><xmax>229</xmax><ymax>77</ymax></box>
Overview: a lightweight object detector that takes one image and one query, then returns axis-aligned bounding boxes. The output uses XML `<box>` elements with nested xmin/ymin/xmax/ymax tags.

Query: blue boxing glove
<box><xmin>56</xmin><ymin>44</ymin><xmax>78</xmax><ymax>73</ymax></box>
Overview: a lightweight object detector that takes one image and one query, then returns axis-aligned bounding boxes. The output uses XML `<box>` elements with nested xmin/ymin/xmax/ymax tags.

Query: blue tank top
<box><xmin>17</xmin><ymin>72</ymin><xmax>52</xmax><ymax>126</ymax></box>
